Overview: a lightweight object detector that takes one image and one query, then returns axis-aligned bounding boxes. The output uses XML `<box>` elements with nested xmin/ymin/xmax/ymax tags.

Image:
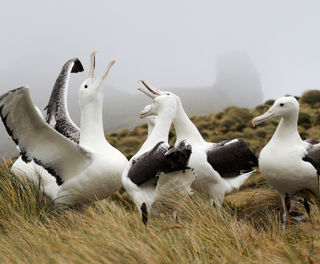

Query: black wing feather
<box><xmin>128</xmin><ymin>141</ymin><xmax>192</xmax><ymax>186</ymax></box>
<box><xmin>207</xmin><ymin>139</ymin><xmax>258</xmax><ymax>178</ymax></box>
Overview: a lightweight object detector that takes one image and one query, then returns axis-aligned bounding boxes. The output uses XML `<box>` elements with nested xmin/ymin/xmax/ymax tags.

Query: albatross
<box><xmin>10</xmin><ymin>58</ymin><xmax>84</xmax><ymax>200</ymax></box>
<box><xmin>142</xmin><ymin>105</ymin><xmax>157</xmax><ymax>137</ymax></box>
<box><xmin>0</xmin><ymin>52</ymin><xmax>127</xmax><ymax>207</ymax></box>
<box><xmin>139</xmin><ymin>80</ymin><xmax>258</xmax><ymax>206</ymax></box>
<box><xmin>252</xmin><ymin>96</ymin><xmax>319</xmax><ymax>228</ymax></box>
<box><xmin>122</xmin><ymin>92</ymin><xmax>196</xmax><ymax>225</ymax></box>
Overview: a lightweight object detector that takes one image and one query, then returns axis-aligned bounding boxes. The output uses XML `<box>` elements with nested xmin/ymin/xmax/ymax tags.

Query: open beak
<box><xmin>88</xmin><ymin>50</ymin><xmax>98</xmax><ymax>78</ymax></box>
<box><xmin>139</xmin><ymin>105</ymin><xmax>154</xmax><ymax>119</ymax></box>
<box><xmin>252</xmin><ymin>108</ymin><xmax>275</xmax><ymax>127</ymax></box>
<box><xmin>100</xmin><ymin>60</ymin><xmax>115</xmax><ymax>80</ymax></box>
<box><xmin>137</xmin><ymin>79</ymin><xmax>161</xmax><ymax>99</ymax></box>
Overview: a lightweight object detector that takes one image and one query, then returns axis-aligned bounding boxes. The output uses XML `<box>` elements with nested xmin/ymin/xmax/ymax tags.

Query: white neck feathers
<box><xmin>79</xmin><ymin>96</ymin><xmax>111</xmax><ymax>151</ymax></box>
<box><xmin>173</xmin><ymin>100</ymin><xmax>205</xmax><ymax>145</ymax></box>
<box><xmin>271</xmin><ymin>112</ymin><xmax>302</xmax><ymax>144</ymax></box>
<box><xmin>138</xmin><ymin>111</ymin><xmax>174</xmax><ymax>156</ymax></box>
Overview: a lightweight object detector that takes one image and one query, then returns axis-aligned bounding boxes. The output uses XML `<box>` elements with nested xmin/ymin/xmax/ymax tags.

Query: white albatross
<box><xmin>0</xmin><ymin>53</ymin><xmax>127</xmax><ymax>207</ymax></box>
<box><xmin>252</xmin><ymin>96</ymin><xmax>319</xmax><ymax>228</ymax></box>
<box><xmin>10</xmin><ymin>58</ymin><xmax>84</xmax><ymax>200</ymax></box>
<box><xmin>139</xmin><ymin>80</ymin><xmax>258</xmax><ymax>206</ymax></box>
<box><xmin>122</xmin><ymin>90</ymin><xmax>196</xmax><ymax>225</ymax></box>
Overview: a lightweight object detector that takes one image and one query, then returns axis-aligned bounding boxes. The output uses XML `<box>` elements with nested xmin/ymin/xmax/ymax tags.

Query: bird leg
<box><xmin>281</xmin><ymin>193</ymin><xmax>291</xmax><ymax>230</ymax></box>
<box><xmin>303</xmin><ymin>196</ymin><xmax>312</xmax><ymax>223</ymax></box>
<box><xmin>141</xmin><ymin>202</ymin><xmax>148</xmax><ymax>226</ymax></box>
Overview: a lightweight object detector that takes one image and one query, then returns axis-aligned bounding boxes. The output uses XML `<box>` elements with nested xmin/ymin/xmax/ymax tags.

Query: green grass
<box><xmin>0</xmin><ymin>92</ymin><xmax>320</xmax><ymax>263</ymax></box>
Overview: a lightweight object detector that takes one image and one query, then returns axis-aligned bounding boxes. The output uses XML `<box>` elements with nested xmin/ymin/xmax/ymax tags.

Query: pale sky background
<box><xmin>1</xmin><ymin>0</ymin><xmax>320</xmax><ymax>157</ymax></box>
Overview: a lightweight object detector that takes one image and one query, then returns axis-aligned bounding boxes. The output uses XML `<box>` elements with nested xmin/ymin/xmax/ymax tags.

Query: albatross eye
<box><xmin>280</xmin><ymin>103</ymin><xmax>284</xmax><ymax>107</ymax></box>
<box><xmin>84</xmin><ymin>85</ymin><xmax>88</xmax><ymax>89</ymax></box>
<box><xmin>166</xmin><ymin>93</ymin><xmax>170</xmax><ymax>95</ymax></box>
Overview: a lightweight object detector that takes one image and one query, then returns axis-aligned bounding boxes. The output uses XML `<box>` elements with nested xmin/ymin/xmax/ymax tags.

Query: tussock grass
<box><xmin>0</xmin><ymin>164</ymin><xmax>319</xmax><ymax>263</ymax></box>
<box><xmin>1</xmin><ymin>96</ymin><xmax>320</xmax><ymax>263</ymax></box>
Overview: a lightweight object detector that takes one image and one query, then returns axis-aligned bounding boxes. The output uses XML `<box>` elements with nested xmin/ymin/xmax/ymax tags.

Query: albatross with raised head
<box><xmin>122</xmin><ymin>90</ymin><xmax>195</xmax><ymax>225</ymax></box>
<box><xmin>139</xmin><ymin>80</ymin><xmax>258</xmax><ymax>206</ymax></box>
<box><xmin>0</xmin><ymin>52</ymin><xmax>127</xmax><ymax>207</ymax></box>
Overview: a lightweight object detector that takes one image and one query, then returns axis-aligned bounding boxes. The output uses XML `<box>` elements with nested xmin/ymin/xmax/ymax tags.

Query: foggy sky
<box><xmin>1</xmin><ymin>0</ymin><xmax>320</xmax><ymax>157</ymax></box>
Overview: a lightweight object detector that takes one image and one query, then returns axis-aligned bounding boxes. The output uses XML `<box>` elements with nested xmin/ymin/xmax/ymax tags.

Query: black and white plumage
<box><xmin>10</xmin><ymin>58</ymin><xmax>84</xmax><ymax>199</ymax></box>
<box><xmin>128</xmin><ymin>140</ymin><xmax>192</xmax><ymax>186</ymax></box>
<box><xmin>206</xmin><ymin>139</ymin><xmax>258</xmax><ymax>178</ymax></box>
<box><xmin>45</xmin><ymin>58</ymin><xmax>84</xmax><ymax>143</ymax></box>
<box><xmin>138</xmin><ymin>80</ymin><xmax>258</xmax><ymax>206</ymax></box>
<box><xmin>252</xmin><ymin>96</ymin><xmax>319</xmax><ymax>228</ymax></box>
<box><xmin>122</xmin><ymin>97</ymin><xmax>196</xmax><ymax>224</ymax></box>
<box><xmin>0</xmin><ymin>88</ymin><xmax>91</xmax><ymax>187</ymax></box>
<box><xmin>1</xmin><ymin>53</ymin><xmax>127</xmax><ymax>207</ymax></box>
<box><xmin>303</xmin><ymin>139</ymin><xmax>320</xmax><ymax>174</ymax></box>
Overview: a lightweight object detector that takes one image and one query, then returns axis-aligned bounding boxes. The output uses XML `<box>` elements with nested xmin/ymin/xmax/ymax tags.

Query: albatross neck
<box><xmin>271</xmin><ymin>112</ymin><xmax>302</xmax><ymax>144</ymax></box>
<box><xmin>79</xmin><ymin>97</ymin><xmax>111</xmax><ymax>151</ymax></box>
<box><xmin>139</xmin><ymin>111</ymin><xmax>174</xmax><ymax>154</ymax></box>
<box><xmin>173</xmin><ymin>100</ymin><xmax>205</xmax><ymax>145</ymax></box>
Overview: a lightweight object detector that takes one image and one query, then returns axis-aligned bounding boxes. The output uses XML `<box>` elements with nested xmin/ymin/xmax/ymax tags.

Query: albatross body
<box><xmin>0</xmin><ymin>52</ymin><xmax>127</xmax><ymax>207</ymax></box>
<box><xmin>252</xmin><ymin>96</ymin><xmax>319</xmax><ymax>227</ymax></box>
<box><xmin>139</xmin><ymin>80</ymin><xmax>258</xmax><ymax>206</ymax></box>
<box><xmin>122</xmin><ymin>91</ymin><xmax>195</xmax><ymax>224</ymax></box>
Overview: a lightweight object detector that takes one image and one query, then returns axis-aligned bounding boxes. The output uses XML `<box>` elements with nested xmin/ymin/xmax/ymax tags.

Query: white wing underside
<box><xmin>0</xmin><ymin>87</ymin><xmax>92</xmax><ymax>184</ymax></box>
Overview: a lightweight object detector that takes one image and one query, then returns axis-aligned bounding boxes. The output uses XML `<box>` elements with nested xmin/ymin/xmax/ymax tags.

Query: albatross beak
<box><xmin>139</xmin><ymin>105</ymin><xmax>153</xmax><ymax>119</ymax></box>
<box><xmin>138</xmin><ymin>79</ymin><xmax>161</xmax><ymax>99</ymax></box>
<box><xmin>137</xmin><ymin>87</ymin><xmax>157</xmax><ymax>99</ymax></box>
<box><xmin>88</xmin><ymin>50</ymin><xmax>98</xmax><ymax>78</ymax></box>
<box><xmin>139</xmin><ymin>79</ymin><xmax>161</xmax><ymax>94</ymax></box>
<box><xmin>252</xmin><ymin>108</ymin><xmax>275</xmax><ymax>127</ymax></box>
<box><xmin>100</xmin><ymin>60</ymin><xmax>115</xmax><ymax>80</ymax></box>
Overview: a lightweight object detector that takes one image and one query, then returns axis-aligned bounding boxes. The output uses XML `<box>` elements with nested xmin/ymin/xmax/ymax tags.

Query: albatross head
<box><xmin>142</xmin><ymin>105</ymin><xmax>157</xmax><ymax>125</ymax></box>
<box><xmin>79</xmin><ymin>51</ymin><xmax>115</xmax><ymax>104</ymax></box>
<box><xmin>138</xmin><ymin>80</ymin><xmax>179</xmax><ymax>119</ymax></box>
<box><xmin>252</xmin><ymin>96</ymin><xmax>299</xmax><ymax>127</ymax></box>
<box><xmin>141</xmin><ymin>105</ymin><xmax>157</xmax><ymax>135</ymax></box>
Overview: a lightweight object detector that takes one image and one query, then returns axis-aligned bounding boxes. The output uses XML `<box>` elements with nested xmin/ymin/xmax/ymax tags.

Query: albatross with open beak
<box><xmin>138</xmin><ymin>80</ymin><xmax>258</xmax><ymax>206</ymax></box>
<box><xmin>0</xmin><ymin>51</ymin><xmax>127</xmax><ymax>207</ymax></box>
<box><xmin>122</xmin><ymin>85</ymin><xmax>196</xmax><ymax>225</ymax></box>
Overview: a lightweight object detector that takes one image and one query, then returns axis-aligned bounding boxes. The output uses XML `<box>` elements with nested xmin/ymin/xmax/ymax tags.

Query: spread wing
<box><xmin>45</xmin><ymin>58</ymin><xmax>83</xmax><ymax>143</ymax></box>
<box><xmin>0</xmin><ymin>87</ymin><xmax>92</xmax><ymax>185</ymax></box>
<box><xmin>206</xmin><ymin>139</ymin><xmax>258</xmax><ymax>178</ymax></box>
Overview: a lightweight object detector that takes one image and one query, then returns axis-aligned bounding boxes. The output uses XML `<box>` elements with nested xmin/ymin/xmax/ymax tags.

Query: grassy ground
<box><xmin>0</xmin><ymin>91</ymin><xmax>320</xmax><ymax>263</ymax></box>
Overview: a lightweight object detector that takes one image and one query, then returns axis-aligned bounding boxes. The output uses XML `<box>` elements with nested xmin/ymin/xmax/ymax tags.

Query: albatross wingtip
<box><xmin>71</xmin><ymin>58</ymin><xmax>84</xmax><ymax>73</ymax></box>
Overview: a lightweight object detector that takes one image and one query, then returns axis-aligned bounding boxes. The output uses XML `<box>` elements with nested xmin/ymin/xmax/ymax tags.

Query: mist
<box><xmin>1</xmin><ymin>0</ymin><xmax>320</xmax><ymax>157</ymax></box>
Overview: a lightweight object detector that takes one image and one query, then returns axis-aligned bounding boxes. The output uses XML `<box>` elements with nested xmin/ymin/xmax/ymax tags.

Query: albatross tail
<box><xmin>224</xmin><ymin>170</ymin><xmax>255</xmax><ymax>195</ymax></box>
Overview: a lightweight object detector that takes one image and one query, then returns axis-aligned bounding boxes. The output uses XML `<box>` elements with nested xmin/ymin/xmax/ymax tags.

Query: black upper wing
<box><xmin>128</xmin><ymin>141</ymin><xmax>192</xmax><ymax>186</ymax></box>
<box><xmin>206</xmin><ymin>138</ymin><xmax>258</xmax><ymax>178</ymax></box>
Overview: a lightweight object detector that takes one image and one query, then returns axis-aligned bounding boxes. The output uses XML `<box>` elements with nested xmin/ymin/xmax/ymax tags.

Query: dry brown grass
<box><xmin>1</xmin><ymin>96</ymin><xmax>320</xmax><ymax>263</ymax></box>
<box><xmin>0</xmin><ymin>163</ymin><xmax>319</xmax><ymax>264</ymax></box>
